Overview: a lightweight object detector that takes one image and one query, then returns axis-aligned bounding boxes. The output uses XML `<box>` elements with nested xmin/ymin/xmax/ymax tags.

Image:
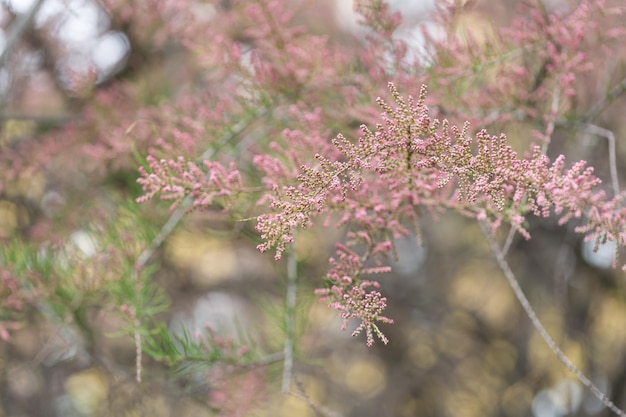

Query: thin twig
<box><xmin>581</xmin><ymin>123</ymin><xmax>620</xmax><ymax>198</ymax></box>
<box><xmin>446</xmin><ymin>44</ymin><xmax>535</xmax><ymax>84</ymax></box>
<box><xmin>585</xmin><ymin>76</ymin><xmax>626</xmax><ymax>122</ymax></box>
<box><xmin>291</xmin><ymin>375</ymin><xmax>344</xmax><ymax>417</ymax></box>
<box><xmin>479</xmin><ymin>221</ymin><xmax>626</xmax><ymax>417</ymax></box>
<box><xmin>32</xmin><ymin>299</ymin><xmax>91</xmax><ymax>365</ymax></box>
<box><xmin>540</xmin><ymin>83</ymin><xmax>561</xmax><ymax>154</ymax></box>
<box><xmin>243</xmin><ymin>351</ymin><xmax>285</xmax><ymax>368</ymax></box>
<box><xmin>134</xmin><ymin>201</ymin><xmax>189</xmax><ymax>269</ymax></box>
<box><xmin>0</xmin><ymin>113</ymin><xmax>79</xmax><ymax>124</ymax></box>
<box><xmin>282</xmin><ymin>237</ymin><xmax>298</xmax><ymax>394</ymax></box>
<box><xmin>501</xmin><ymin>225</ymin><xmax>517</xmax><ymax>257</ymax></box>
<box><xmin>133</xmin><ymin>315</ymin><xmax>142</xmax><ymax>382</ymax></box>
<box><xmin>0</xmin><ymin>0</ymin><xmax>45</xmax><ymax>68</ymax></box>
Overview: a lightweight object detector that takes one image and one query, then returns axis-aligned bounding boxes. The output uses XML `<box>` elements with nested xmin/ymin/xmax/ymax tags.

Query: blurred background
<box><xmin>1</xmin><ymin>1</ymin><xmax>626</xmax><ymax>416</ymax></box>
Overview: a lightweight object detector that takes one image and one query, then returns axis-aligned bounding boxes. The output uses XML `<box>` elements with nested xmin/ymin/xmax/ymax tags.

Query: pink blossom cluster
<box><xmin>357</xmin><ymin>0</ymin><xmax>626</xmax><ymax>135</ymax></box>
<box><xmin>137</xmin><ymin>155</ymin><xmax>243</xmax><ymax>212</ymax></box>
<box><xmin>314</xmin><ymin>243</ymin><xmax>393</xmax><ymax>346</ymax></box>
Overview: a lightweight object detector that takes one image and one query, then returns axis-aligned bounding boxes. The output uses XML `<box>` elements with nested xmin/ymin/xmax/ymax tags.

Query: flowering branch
<box><xmin>256</xmin><ymin>82</ymin><xmax>626</xmax><ymax>345</ymax></box>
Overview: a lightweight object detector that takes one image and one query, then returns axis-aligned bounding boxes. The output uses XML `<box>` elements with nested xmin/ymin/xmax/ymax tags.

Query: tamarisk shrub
<box><xmin>139</xmin><ymin>81</ymin><xmax>626</xmax><ymax>343</ymax></box>
<box><xmin>2</xmin><ymin>0</ymin><xmax>626</xmax><ymax>415</ymax></box>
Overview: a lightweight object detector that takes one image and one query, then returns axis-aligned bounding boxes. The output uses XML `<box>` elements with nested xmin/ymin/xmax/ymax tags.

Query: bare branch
<box><xmin>586</xmin><ymin>76</ymin><xmax>626</xmax><ymax>122</ymax></box>
<box><xmin>540</xmin><ymin>83</ymin><xmax>561</xmax><ymax>154</ymax></box>
<box><xmin>0</xmin><ymin>113</ymin><xmax>79</xmax><ymax>124</ymax></box>
<box><xmin>581</xmin><ymin>123</ymin><xmax>620</xmax><ymax>198</ymax></box>
<box><xmin>0</xmin><ymin>0</ymin><xmax>45</xmax><ymax>68</ymax></box>
<box><xmin>480</xmin><ymin>221</ymin><xmax>626</xmax><ymax>417</ymax></box>
<box><xmin>501</xmin><ymin>225</ymin><xmax>517</xmax><ymax>256</ymax></box>
<box><xmin>282</xmin><ymin>238</ymin><xmax>298</xmax><ymax>394</ymax></box>
<box><xmin>291</xmin><ymin>375</ymin><xmax>345</xmax><ymax>417</ymax></box>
